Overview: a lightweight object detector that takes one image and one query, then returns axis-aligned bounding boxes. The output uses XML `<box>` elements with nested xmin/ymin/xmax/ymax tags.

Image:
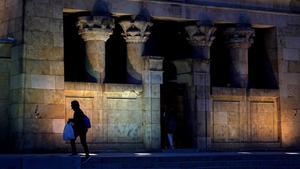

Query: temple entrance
<box><xmin>161</xmin><ymin>83</ymin><xmax>194</xmax><ymax>149</ymax></box>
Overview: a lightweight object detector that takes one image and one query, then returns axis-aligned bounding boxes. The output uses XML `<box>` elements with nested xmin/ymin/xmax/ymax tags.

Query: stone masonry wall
<box><xmin>10</xmin><ymin>0</ymin><xmax>65</xmax><ymax>151</ymax></box>
<box><xmin>2</xmin><ymin>0</ymin><xmax>300</xmax><ymax>151</ymax></box>
<box><xmin>278</xmin><ymin>20</ymin><xmax>300</xmax><ymax>148</ymax></box>
<box><xmin>0</xmin><ymin>0</ymin><xmax>23</xmax><ymax>152</ymax></box>
<box><xmin>211</xmin><ymin>88</ymin><xmax>279</xmax><ymax>150</ymax></box>
<box><xmin>65</xmin><ymin>83</ymin><xmax>146</xmax><ymax>151</ymax></box>
<box><xmin>0</xmin><ymin>58</ymin><xmax>11</xmax><ymax>151</ymax></box>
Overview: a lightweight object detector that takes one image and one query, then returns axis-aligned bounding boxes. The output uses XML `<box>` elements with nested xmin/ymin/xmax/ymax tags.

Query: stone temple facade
<box><xmin>0</xmin><ymin>0</ymin><xmax>300</xmax><ymax>152</ymax></box>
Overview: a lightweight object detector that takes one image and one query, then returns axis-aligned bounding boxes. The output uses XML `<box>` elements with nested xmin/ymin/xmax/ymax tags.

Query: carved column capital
<box><xmin>119</xmin><ymin>20</ymin><xmax>153</xmax><ymax>43</ymax></box>
<box><xmin>77</xmin><ymin>16</ymin><xmax>114</xmax><ymax>41</ymax></box>
<box><xmin>185</xmin><ymin>25</ymin><xmax>216</xmax><ymax>47</ymax></box>
<box><xmin>224</xmin><ymin>27</ymin><xmax>255</xmax><ymax>48</ymax></box>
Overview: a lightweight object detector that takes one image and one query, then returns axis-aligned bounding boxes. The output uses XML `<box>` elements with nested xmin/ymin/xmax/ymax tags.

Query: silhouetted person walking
<box><xmin>69</xmin><ymin>100</ymin><xmax>90</xmax><ymax>158</ymax></box>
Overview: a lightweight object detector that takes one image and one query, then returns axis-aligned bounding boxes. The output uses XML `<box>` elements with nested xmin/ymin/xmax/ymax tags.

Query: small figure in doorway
<box><xmin>163</xmin><ymin>106</ymin><xmax>177</xmax><ymax>150</ymax></box>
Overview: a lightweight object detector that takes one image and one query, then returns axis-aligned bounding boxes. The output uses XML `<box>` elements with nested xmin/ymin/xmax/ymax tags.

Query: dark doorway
<box><xmin>161</xmin><ymin>83</ymin><xmax>193</xmax><ymax>149</ymax></box>
<box><xmin>149</xmin><ymin>20</ymin><xmax>194</xmax><ymax>149</ymax></box>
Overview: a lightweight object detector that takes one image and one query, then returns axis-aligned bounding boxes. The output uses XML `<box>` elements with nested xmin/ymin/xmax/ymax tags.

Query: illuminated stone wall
<box><xmin>278</xmin><ymin>23</ymin><xmax>300</xmax><ymax>148</ymax></box>
<box><xmin>1</xmin><ymin>0</ymin><xmax>300</xmax><ymax>152</ymax></box>
<box><xmin>64</xmin><ymin>83</ymin><xmax>145</xmax><ymax>150</ymax></box>
<box><xmin>211</xmin><ymin>88</ymin><xmax>279</xmax><ymax>150</ymax></box>
<box><xmin>7</xmin><ymin>0</ymin><xmax>66</xmax><ymax>151</ymax></box>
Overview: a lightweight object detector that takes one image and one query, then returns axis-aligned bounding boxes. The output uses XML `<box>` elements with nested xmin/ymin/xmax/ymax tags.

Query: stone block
<box><xmin>30</xmin><ymin>74</ymin><xmax>56</xmax><ymax>89</ymax></box>
<box><xmin>24</xmin><ymin>104</ymin><xmax>65</xmax><ymax>119</ymax></box>
<box><xmin>213</xmin><ymin>124</ymin><xmax>227</xmax><ymax>142</ymax></box>
<box><xmin>25</xmin><ymin>60</ymin><xmax>50</xmax><ymax>74</ymax></box>
<box><xmin>143</xmin><ymin>71</ymin><xmax>163</xmax><ymax>84</ymax></box>
<box><xmin>151</xmin><ymin>123</ymin><xmax>161</xmax><ymax>148</ymax></box>
<box><xmin>5</xmin><ymin>0</ymin><xmax>19</xmax><ymax>7</ymax></box>
<box><xmin>280</xmin><ymin>97</ymin><xmax>300</xmax><ymax>110</ymax></box>
<box><xmin>107</xmin><ymin>124</ymin><xmax>142</xmax><ymax>141</ymax></box>
<box><xmin>194</xmin><ymin>72</ymin><xmax>209</xmax><ymax>86</ymax></box>
<box><xmin>196</xmin><ymin>86</ymin><xmax>210</xmax><ymax>99</ymax></box>
<box><xmin>213</xmin><ymin>101</ymin><xmax>239</xmax><ymax>112</ymax></box>
<box><xmin>25</xmin><ymin>16</ymin><xmax>50</xmax><ymax>32</ymax></box>
<box><xmin>177</xmin><ymin>74</ymin><xmax>193</xmax><ymax>85</ymax></box>
<box><xmin>0</xmin><ymin>79</ymin><xmax>9</xmax><ymax>99</ymax></box>
<box><xmin>25</xmin><ymin>89</ymin><xmax>44</xmax><ymax>104</ymax></box>
<box><xmin>288</xmin><ymin>61</ymin><xmax>300</xmax><ymax>73</ymax></box>
<box><xmin>194</xmin><ymin>61</ymin><xmax>210</xmax><ymax>72</ymax></box>
<box><xmin>281</xmin><ymin>73</ymin><xmax>300</xmax><ymax>85</ymax></box>
<box><xmin>53</xmin><ymin>32</ymin><xmax>64</xmax><ymax>47</ymax></box>
<box><xmin>151</xmin><ymin>98</ymin><xmax>160</xmax><ymax>111</ymax></box>
<box><xmin>107</xmin><ymin>110</ymin><xmax>142</xmax><ymax>124</ymax></box>
<box><xmin>10</xmin><ymin>104</ymin><xmax>24</xmax><ymax>119</ymax></box>
<box><xmin>228</xmin><ymin>124</ymin><xmax>240</xmax><ymax>141</ymax></box>
<box><xmin>144</xmin><ymin>110</ymin><xmax>151</xmax><ymax>124</ymax></box>
<box><xmin>151</xmin><ymin>84</ymin><xmax>161</xmax><ymax>98</ymax></box>
<box><xmin>24</xmin><ymin>31</ymin><xmax>53</xmax><ymax>49</ymax></box>
<box><xmin>53</xmin><ymin>3</ymin><xmax>63</xmax><ymax>19</ymax></box>
<box><xmin>283</xmin><ymin>48</ymin><xmax>299</xmax><ymax>61</ymax></box>
<box><xmin>0</xmin><ymin>60</ymin><xmax>10</xmax><ymax>73</ymax></box>
<box><xmin>284</xmin><ymin>37</ymin><xmax>300</xmax><ymax>49</ymax></box>
<box><xmin>52</xmin><ymin>119</ymin><xmax>64</xmax><ymax>134</ymax></box>
<box><xmin>196</xmin><ymin>99</ymin><xmax>210</xmax><ymax>112</ymax></box>
<box><xmin>144</xmin><ymin>56</ymin><xmax>163</xmax><ymax>70</ymax></box>
<box><xmin>55</xmin><ymin>76</ymin><xmax>64</xmax><ymax>89</ymax></box>
<box><xmin>49</xmin><ymin>47</ymin><xmax>64</xmax><ymax>61</ymax></box>
<box><xmin>0</xmin><ymin>0</ymin><xmax>4</xmax><ymax>10</ymax></box>
<box><xmin>25</xmin><ymin>1</ymin><xmax>53</xmax><ymax>18</ymax></box>
<box><xmin>151</xmin><ymin>110</ymin><xmax>161</xmax><ymax>124</ymax></box>
<box><xmin>10</xmin><ymin>74</ymin><xmax>24</xmax><ymax>89</ymax></box>
<box><xmin>213</xmin><ymin>111</ymin><xmax>228</xmax><ymax>124</ymax></box>
<box><xmin>212</xmin><ymin>87</ymin><xmax>246</xmax><ymax>96</ymax></box>
<box><xmin>50</xmin><ymin>19</ymin><xmax>63</xmax><ymax>33</ymax></box>
<box><xmin>44</xmin><ymin>89</ymin><xmax>64</xmax><ymax>104</ymax></box>
<box><xmin>50</xmin><ymin>61</ymin><xmax>64</xmax><ymax>75</ymax></box>
<box><xmin>104</xmin><ymin>97</ymin><xmax>142</xmax><ymax>111</ymax></box>
<box><xmin>281</xmin><ymin>109</ymin><xmax>300</xmax><ymax>123</ymax></box>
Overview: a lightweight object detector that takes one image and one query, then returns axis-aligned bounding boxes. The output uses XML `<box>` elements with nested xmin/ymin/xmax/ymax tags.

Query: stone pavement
<box><xmin>1</xmin><ymin>150</ymin><xmax>300</xmax><ymax>169</ymax></box>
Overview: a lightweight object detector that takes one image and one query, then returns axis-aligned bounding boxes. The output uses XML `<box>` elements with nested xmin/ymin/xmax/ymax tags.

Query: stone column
<box><xmin>185</xmin><ymin>24</ymin><xmax>216</xmax><ymax>151</ymax></box>
<box><xmin>78</xmin><ymin>16</ymin><xmax>114</xmax><ymax>83</ymax></box>
<box><xmin>143</xmin><ymin>56</ymin><xmax>163</xmax><ymax>150</ymax></box>
<box><xmin>224</xmin><ymin>27</ymin><xmax>255</xmax><ymax>88</ymax></box>
<box><xmin>119</xmin><ymin>20</ymin><xmax>152</xmax><ymax>84</ymax></box>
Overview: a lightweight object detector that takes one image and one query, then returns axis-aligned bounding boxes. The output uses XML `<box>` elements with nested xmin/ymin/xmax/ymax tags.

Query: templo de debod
<box><xmin>0</xmin><ymin>0</ymin><xmax>300</xmax><ymax>152</ymax></box>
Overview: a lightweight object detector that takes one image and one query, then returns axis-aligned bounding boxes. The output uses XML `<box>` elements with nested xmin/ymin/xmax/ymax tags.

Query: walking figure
<box><xmin>68</xmin><ymin>100</ymin><xmax>90</xmax><ymax>159</ymax></box>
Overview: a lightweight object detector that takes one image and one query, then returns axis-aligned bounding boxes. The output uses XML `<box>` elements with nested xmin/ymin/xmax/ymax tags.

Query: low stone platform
<box><xmin>1</xmin><ymin>151</ymin><xmax>300</xmax><ymax>169</ymax></box>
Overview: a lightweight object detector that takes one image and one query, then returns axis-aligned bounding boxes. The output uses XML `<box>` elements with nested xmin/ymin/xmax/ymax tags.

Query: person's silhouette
<box><xmin>69</xmin><ymin>100</ymin><xmax>90</xmax><ymax>158</ymax></box>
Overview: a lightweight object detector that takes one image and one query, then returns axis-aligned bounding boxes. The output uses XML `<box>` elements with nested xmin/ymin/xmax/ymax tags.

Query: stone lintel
<box><xmin>144</xmin><ymin>56</ymin><xmax>163</xmax><ymax>71</ymax></box>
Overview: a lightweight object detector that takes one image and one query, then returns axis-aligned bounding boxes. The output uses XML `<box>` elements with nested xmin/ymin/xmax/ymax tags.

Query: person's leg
<box><xmin>167</xmin><ymin>133</ymin><xmax>174</xmax><ymax>149</ymax></box>
<box><xmin>79</xmin><ymin>133</ymin><xmax>89</xmax><ymax>158</ymax></box>
<box><xmin>70</xmin><ymin>138</ymin><xmax>77</xmax><ymax>155</ymax></box>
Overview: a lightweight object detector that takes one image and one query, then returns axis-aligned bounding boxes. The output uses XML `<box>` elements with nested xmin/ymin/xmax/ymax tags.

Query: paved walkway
<box><xmin>1</xmin><ymin>151</ymin><xmax>300</xmax><ymax>169</ymax></box>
